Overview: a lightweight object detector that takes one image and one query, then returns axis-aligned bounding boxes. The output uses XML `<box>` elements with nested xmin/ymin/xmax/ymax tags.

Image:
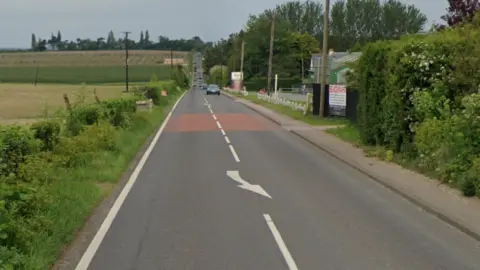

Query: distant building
<box><xmin>309</xmin><ymin>51</ymin><xmax>362</xmax><ymax>84</ymax></box>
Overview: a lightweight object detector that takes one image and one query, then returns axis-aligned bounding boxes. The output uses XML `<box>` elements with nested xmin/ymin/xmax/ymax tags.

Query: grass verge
<box><xmin>0</xmin><ymin>83</ymin><xmax>185</xmax><ymax>269</ymax></box>
<box><xmin>228</xmin><ymin>91</ymin><xmax>348</xmax><ymax>126</ymax></box>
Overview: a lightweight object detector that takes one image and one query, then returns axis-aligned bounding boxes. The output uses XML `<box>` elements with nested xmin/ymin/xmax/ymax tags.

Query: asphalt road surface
<box><xmin>77</xmin><ymin>89</ymin><xmax>480</xmax><ymax>270</ymax></box>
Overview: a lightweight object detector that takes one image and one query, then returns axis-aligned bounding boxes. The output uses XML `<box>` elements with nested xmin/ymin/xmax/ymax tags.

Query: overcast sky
<box><xmin>0</xmin><ymin>0</ymin><xmax>447</xmax><ymax>48</ymax></box>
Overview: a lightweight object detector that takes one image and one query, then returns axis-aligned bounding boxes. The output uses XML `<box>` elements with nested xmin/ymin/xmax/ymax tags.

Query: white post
<box><xmin>274</xmin><ymin>74</ymin><xmax>278</xmax><ymax>98</ymax></box>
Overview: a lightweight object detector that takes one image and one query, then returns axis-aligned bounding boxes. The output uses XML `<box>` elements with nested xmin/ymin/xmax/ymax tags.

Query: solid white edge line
<box><xmin>224</xmin><ymin>136</ymin><xmax>231</xmax><ymax>144</ymax></box>
<box><xmin>228</xmin><ymin>145</ymin><xmax>240</xmax><ymax>162</ymax></box>
<box><xmin>216</xmin><ymin>121</ymin><xmax>222</xmax><ymax>129</ymax></box>
<box><xmin>74</xmin><ymin>91</ymin><xmax>187</xmax><ymax>270</ymax></box>
<box><xmin>263</xmin><ymin>214</ymin><xmax>299</xmax><ymax>270</ymax></box>
<box><xmin>212</xmin><ymin>114</ymin><xmax>217</xmax><ymax>120</ymax></box>
<box><xmin>220</xmin><ymin>129</ymin><xmax>226</xmax><ymax>136</ymax></box>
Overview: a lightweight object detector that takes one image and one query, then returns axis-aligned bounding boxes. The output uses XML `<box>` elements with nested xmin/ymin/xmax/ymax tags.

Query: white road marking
<box><xmin>220</xmin><ymin>129</ymin><xmax>226</xmax><ymax>136</ymax></box>
<box><xmin>212</xmin><ymin>114</ymin><xmax>217</xmax><ymax>120</ymax></box>
<box><xmin>226</xmin><ymin>171</ymin><xmax>272</xmax><ymax>199</ymax></box>
<box><xmin>263</xmin><ymin>214</ymin><xmax>299</xmax><ymax>270</ymax></box>
<box><xmin>74</xmin><ymin>91</ymin><xmax>187</xmax><ymax>270</ymax></box>
<box><xmin>224</xmin><ymin>136</ymin><xmax>231</xmax><ymax>144</ymax></box>
<box><xmin>209</xmin><ymin>108</ymin><xmax>214</xmax><ymax>114</ymax></box>
<box><xmin>228</xmin><ymin>145</ymin><xmax>240</xmax><ymax>162</ymax></box>
<box><xmin>216</xmin><ymin>121</ymin><xmax>222</xmax><ymax>129</ymax></box>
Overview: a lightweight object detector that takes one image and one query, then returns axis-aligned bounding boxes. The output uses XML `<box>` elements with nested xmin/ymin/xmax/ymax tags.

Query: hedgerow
<box><xmin>352</xmin><ymin>13</ymin><xmax>480</xmax><ymax>196</ymax></box>
<box><xmin>0</xmin><ymin>80</ymin><xmax>184</xmax><ymax>269</ymax></box>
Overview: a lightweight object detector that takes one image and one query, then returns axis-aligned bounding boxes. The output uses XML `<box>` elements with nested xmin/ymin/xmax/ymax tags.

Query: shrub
<box><xmin>65</xmin><ymin>104</ymin><xmax>104</xmax><ymax>136</ymax></box>
<box><xmin>54</xmin><ymin>122</ymin><xmax>117</xmax><ymax>168</ymax></box>
<box><xmin>30</xmin><ymin>120</ymin><xmax>61</xmax><ymax>151</ymax></box>
<box><xmin>0</xmin><ymin>126</ymin><xmax>40</xmax><ymax>177</ymax></box>
<box><xmin>101</xmin><ymin>98</ymin><xmax>136</xmax><ymax>128</ymax></box>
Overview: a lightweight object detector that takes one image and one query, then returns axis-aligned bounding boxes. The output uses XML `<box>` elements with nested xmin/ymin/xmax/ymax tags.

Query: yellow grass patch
<box><xmin>0</xmin><ymin>83</ymin><xmax>132</xmax><ymax>121</ymax></box>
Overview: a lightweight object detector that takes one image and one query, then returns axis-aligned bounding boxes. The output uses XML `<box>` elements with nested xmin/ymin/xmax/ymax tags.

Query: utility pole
<box><xmin>170</xmin><ymin>49</ymin><xmax>174</xmax><ymax>79</ymax></box>
<box><xmin>220</xmin><ymin>48</ymin><xmax>224</xmax><ymax>86</ymax></box>
<box><xmin>121</xmin><ymin>31</ymin><xmax>131</xmax><ymax>92</ymax></box>
<box><xmin>319</xmin><ymin>0</ymin><xmax>330</xmax><ymax>117</ymax></box>
<box><xmin>240</xmin><ymin>40</ymin><xmax>245</xmax><ymax>90</ymax></box>
<box><xmin>267</xmin><ymin>12</ymin><xmax>275</xmax><ymax>95</ymax></box>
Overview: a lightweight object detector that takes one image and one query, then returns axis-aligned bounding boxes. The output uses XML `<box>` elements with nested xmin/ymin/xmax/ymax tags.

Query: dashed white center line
<box><xmin>224</xmin><ymin>136</ymin><xmax>231</xmax><ymax>144</ymax></box>
<box><xmin>263</xmin><ymin>214</ymin><xmax>299</xmax><ymax>270</ymax></box>
<box><xmin>216</xmin><ymin>121</ymin><xmax>222</xmax><ymax>129</ymax></box>
<box><xmin>220</xmin><ymin>129</ymin><xmax>226</xmax><ymax>136</ymax></box>
<box><xmin>212</xmin><ymin>114</ymin><xmax>217</xmax><ymax>120</ymax></box>
<box><xmin>228</xmin><ymin>145</ymin><xmax>240</xmax><ymax>162</ymax></box>
<box><xmin>209</xmin><ymin>108</ymin><xmax>213</xmax><ymax>114</ymax></box>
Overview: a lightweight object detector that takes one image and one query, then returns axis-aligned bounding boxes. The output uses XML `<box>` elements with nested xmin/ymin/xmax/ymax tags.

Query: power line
<box><xmin>121</xmin><ymin>31</ymin><xmax>131</xmax><ymax>92</ymax></box>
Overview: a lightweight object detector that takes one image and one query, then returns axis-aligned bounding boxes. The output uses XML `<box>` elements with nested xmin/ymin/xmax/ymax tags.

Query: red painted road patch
<box><xmin>165</xmin><ymin>113</ymin><xmax>278</xmax><ymax>133</ymax></box>
<box><xmin>165</xmin><ymin>114</ymin><xmax>217</xmax><ymax>132</ymax></box>
<box><xmin>216</xmin><ymin>113</ymin><xmax>278</xmax><ymax>131</ymax></box>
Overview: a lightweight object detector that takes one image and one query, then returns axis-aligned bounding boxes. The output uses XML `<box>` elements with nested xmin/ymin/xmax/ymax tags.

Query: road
<box><xmin>76</xmin><ymin>89</ymin><xmax>480</xmax><ymax>270</ymax></box>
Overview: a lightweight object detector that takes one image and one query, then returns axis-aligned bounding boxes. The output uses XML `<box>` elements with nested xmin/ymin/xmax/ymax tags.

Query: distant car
<box><xmin>206</xmin><ymin>85</ymin><xmax>220</xmax><ymax>95</ymax></box>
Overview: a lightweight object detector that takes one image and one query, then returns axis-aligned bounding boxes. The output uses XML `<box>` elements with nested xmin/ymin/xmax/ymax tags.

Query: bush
<box><xmin>101</xmin><ymin>98</ymin><xmax>136</xmax><ymax>128</ymax></box>
<box><xmin>31</xmin><ymin>120</ymin><xmax>61</xmax><ymax>151</ymax></box>
<box><xmin>54</xmin><ymin>122</ymin><xmax>117</xmax><ymax>168</ymax></box>
<box><xmin>351</xmin><ymin>15</ymin><xmax>480</xmax><ymax>196</ymax></box>
<box><xmin>0</xmin><ymin>126</ymin><xmax>40</xmax><ymax>177</ymax></box>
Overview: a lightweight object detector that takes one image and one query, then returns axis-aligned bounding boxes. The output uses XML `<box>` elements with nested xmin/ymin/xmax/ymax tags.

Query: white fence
<box><xmin>257</xmin><ymin>93</ymin><xmax>311</xmax><ymax>114</ymax></box>
<box><xmin>222</xmin><ymin>87</ymin><xmax>248</xmax><ymax>96</ymax></box>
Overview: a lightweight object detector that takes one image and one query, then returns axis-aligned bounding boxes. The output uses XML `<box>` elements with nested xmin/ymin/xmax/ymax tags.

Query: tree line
<box><xmin>203</xmin><ymin>0</ymin><xmax>428</xmax><ymax>82</ymax></box>
<box><xmin>30</xmin><ymin>30</ymin><xmax>212</xmax><ymax>52</ymax></box>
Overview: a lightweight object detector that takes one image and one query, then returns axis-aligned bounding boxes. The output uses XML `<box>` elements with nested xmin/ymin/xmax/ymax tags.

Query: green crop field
<box><xmin>0</xmin><ymin>66</ymin><xmax>172</xmax><ymax>84</ymax></box>
<box><xmin>0</xmin><ymin>50</ymin><xmax>187</xmax><ymax>83</ymax></box>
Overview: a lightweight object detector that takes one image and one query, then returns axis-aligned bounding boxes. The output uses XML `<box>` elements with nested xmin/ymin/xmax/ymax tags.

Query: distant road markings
<box><xmin>205</xmin><ymin>95</ymin><xmax>240</xmax><ymax>163</ymax></box>
<box><xmin>263</xmin><ymin>214</ymin><xmax>299</xmax><ymax>270</ymax></box>
<box><xmin>74</xmin><ymin>91</ymin><xmax>187</xmax><ymax>270</ymax></box>
<box><xmin>229</xmin><ymin>145</ymin><xmax>240</xmax><ymax>162</ymax></box>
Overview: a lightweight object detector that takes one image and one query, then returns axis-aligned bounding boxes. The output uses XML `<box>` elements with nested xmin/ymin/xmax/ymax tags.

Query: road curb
<box><xmin>224</xmin><ymin>91</ymin><xmax>480</xmax><ymax>242</ymax></box>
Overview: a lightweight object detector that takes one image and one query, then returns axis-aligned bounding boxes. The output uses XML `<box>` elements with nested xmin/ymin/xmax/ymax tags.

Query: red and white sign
<box><xmin>328</xmin><ymin>85</ymin><xmax>346</xmax><ymax>107</ymax></box>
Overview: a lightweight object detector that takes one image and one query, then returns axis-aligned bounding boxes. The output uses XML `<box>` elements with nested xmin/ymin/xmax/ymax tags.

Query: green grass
<box><xmin>0</xmin><ymin>66</ymin><xmax>173</xmax><ymax>84</ymax></box>
<box><xmin>20</xmin><ymin>89</ymin><xmax>183</xmax><ymax>269</ymax></box>
<box><xmin>235</xmin><ymin>92</ymin><xmax>348</xmax><ymax>126</ymax></box>
<box><xmin>326</xmin><ymin>124</ymin><xmax>361</xmax><ymax>145</ymax></box>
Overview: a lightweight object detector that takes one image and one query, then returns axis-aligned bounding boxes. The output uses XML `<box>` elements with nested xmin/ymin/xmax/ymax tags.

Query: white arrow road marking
<box><xmin>226</xmin><ymin>170</ymin><xmax>272</xmax><ymax>199</ymax></box>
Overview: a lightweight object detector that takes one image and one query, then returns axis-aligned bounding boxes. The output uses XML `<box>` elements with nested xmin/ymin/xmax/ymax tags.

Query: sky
<box><xmin>0</xmin><ymin>0</ymin><xmax>447</xmax><ymax>48</ymax></box>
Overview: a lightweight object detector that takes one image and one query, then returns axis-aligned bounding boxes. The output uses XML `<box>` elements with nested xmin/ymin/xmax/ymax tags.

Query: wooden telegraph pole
<box><xmin>319</xmin><ymin>0</ymin><xmax>330</xmax><ymax>117</ymax></box>
<box><xmin>267</xmin><ymin>12</ymin><xmax>275</xmax><ymax>95</ymax></box>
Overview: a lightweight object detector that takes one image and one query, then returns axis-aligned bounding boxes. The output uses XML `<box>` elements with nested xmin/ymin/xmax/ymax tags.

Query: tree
<box><xmin>139</xmin><ymin>31</ymin><xmax>144</xmax><ymax>48</ymax></box>
<box><xmin>145</xmin><ymin>30</ymin><xmax>150</xmax><ymax>48</ymax></box>
<box><xmin>290</xmin><ymin>32</ymin><xmax>320</xmax><ymax>81</ymax></box>
<box><xmin>106</xmin><ymin>30</ymin><xmax>116</xmax><ymax>49</ymax></box>
<box><xmin>441</xmin><ymin>0</ymin><xmax>480</xmax><ymax>26</ymax></box>
<box><xmin>31</xmin><ymin>34</ymin><xmax>37</xmax><ymax>50</ymax></box>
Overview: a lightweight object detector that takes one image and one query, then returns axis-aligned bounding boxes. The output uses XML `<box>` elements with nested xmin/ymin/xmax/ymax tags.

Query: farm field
<box><xmin>0</xmin><ymin>83</ymin><xmax>135</xmax><ymax>121</ymax></box>
<box><xmin>0</xmin><ymin>50</ymin><xmax>187</xmax><ymax>83</ymax></box>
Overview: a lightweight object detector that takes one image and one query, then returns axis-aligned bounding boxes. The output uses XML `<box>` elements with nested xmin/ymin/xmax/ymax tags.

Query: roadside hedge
<box><xmin>352</xmin><ymin>13</ymin><xmax>480</xmax><ymax>196</ymax></box>
<box><xmin>0</xmin><ymin>81</ymin><xmax>184</xmax><ymax>269</ymax></box>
